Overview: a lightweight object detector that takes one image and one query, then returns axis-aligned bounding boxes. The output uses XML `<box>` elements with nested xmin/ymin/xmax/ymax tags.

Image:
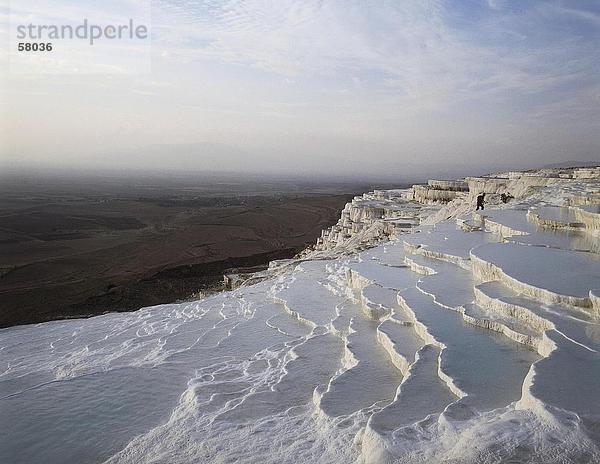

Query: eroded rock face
<box><xmin>1</xmin><ymin>166</ymin><xmax>599</xmax><ymax>464</ymax></box>
<box><xmin>427</xmin><ymin>179</ymin><xmax>469</xmax><ymax>191</ymax></box>
<box><xmin>412</xmin><ymin>184</ymin><xmax>463</xmax><ymax>203</ymax></box>
<box><xmin>574</xmin><ymin>167</ymin><xmax>600</xmax><ymax>179</ymax></box>
<box><xmin>300</xmin><ymin>190</ymin><xmax>422</xmax><ymax>256</ymax></box>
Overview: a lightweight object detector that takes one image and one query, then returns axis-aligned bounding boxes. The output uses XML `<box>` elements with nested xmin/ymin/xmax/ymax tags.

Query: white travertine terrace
<box><xmin>427</xmin><ymin>179</ymin><xmax>469</xmax><ymax>191</ymax></box>
<box><xmin>470</xmin><ymin>242</ymin><xmax>600</xmax><ymax>308</ymax></box>
<box><xmin>1</xmin><ymin>165</ymin><xmax>599</xmax><ymax>464</ymax></box>
<box><xmin>572</xmin><ymin>204</ymin><xmax>600</xmax><ymax>233</ymax></box>
<box><xmin>573</xmin><ymin>167</ymin><xmax>600</xmax><ymax>179</ymax></box>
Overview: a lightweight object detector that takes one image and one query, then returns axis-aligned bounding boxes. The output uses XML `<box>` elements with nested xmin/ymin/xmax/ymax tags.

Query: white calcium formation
<box><xmin>1</xmin><ymin>166</ymin><xmax>599</xmax><ymax>464</ymax></box>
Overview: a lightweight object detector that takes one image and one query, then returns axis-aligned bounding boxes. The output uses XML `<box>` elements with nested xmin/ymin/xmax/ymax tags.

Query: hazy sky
<box><xmin>1</xmin><ymin>0</ymin><xmax>599</xmax><ymax>178</ymax></box>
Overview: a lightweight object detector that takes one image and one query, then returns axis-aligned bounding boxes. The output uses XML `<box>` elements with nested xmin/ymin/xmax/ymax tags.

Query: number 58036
<box><xmin>18</xmin><ymin>43</ymin><xmax>53</xmax><ymax>52</ymax></box>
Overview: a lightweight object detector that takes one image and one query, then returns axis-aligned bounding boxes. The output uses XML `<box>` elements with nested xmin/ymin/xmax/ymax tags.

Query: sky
<box><xmin>1</xmin><ymin>0</ymin><xmax>599</xmax><ymax>179</ymax></box>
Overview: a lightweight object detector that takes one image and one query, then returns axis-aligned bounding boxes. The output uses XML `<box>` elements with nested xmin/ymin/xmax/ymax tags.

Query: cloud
<box><xmin>147</xmin><ymin>0</ymin><xmax>598</xmax><ymax>111</ymax></box>
<box><xmin>2</xmin><ymin>0</ymin><xmax>599</xmax><ymax>175</ymax></box>
<box><xmin>486</xmin><ymin>0</ymin><xmax>504</xmax><ymax>10</ymax></box>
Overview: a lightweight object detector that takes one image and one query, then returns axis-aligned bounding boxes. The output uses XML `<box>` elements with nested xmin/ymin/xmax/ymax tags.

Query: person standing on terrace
<box><xmin>476</xmin><ymin>193</ymin><xmax>485</xmax><ymax>210</ymax></box>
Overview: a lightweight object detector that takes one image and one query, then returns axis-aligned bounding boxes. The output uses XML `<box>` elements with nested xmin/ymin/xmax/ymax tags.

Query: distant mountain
<box><xmin>542</xmin><ymin>160</ymin><xmax>599</xmax><ymax>169</ymax></box>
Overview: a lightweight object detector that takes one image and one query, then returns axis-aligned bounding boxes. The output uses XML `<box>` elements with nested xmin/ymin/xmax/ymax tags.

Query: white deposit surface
<box><xmin>1</xmin><ymin>168</ymin><xmax>600</xmax><ymax>463</ymax></box>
